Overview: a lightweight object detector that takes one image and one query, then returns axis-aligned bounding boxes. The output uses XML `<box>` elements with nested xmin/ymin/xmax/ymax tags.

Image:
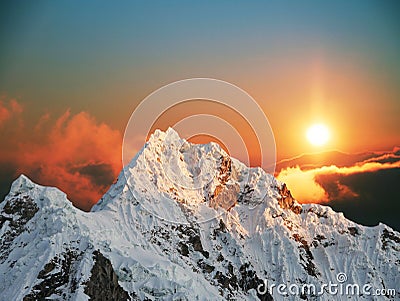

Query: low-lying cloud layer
<box><xmin>0</xmin><ymin>98</ymin><xmax>122</xmax><ymax>210</ymax></box>
<box><xmin>276</xmin><ymin>148</ymin><xmax>400</xmax><ymax>230</ymax></box>
<box><xmin>277</xmin><ymin>154</ymin><xmax>400</xmax><ymax>203</ymax></box>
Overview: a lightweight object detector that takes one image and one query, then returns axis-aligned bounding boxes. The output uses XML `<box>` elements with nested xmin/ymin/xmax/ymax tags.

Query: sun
<box><xmin>306</xmin><ymin>124</ymin><xmax>330</xmax><ymax>146</ymax></box>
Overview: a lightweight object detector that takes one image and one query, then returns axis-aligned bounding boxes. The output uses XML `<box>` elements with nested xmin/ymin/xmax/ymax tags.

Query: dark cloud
<box><xmin>316</xmin><ymin>168</ymin><xmax>400</xmax><ymax>231</ymax></box>
<box><xmin>277</xmin><ymin>148</ymin><xmax>400</xmax><ymax>231</ymax></box>
<box><xmin>0</xmin><ymin>162</ymin><xmax>18</xmax><ymax>202</ymax></box>
<box><xmin>71</xmin><ymin>163</ymin><xmax>116</xmax><ymax>187</ymax></box>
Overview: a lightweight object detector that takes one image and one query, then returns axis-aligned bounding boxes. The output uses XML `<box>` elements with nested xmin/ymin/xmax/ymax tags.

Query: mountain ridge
<box><xmin>0</xmin><ymin>128</ymin><xmax>399</xmax><ymax>300</ymax></box>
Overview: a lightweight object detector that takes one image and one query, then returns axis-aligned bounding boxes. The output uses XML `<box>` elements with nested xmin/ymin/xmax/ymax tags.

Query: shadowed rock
<box><xmin>84</xmin><ymin>250</ymin><xmax>131</xmax><ymax>301</ymax></box>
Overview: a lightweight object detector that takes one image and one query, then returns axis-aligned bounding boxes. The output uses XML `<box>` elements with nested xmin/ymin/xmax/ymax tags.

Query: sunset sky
<box><xmin>1</xmin><ymin>1</ymin><xmax>399</xmax><ymax>229</ymax></box>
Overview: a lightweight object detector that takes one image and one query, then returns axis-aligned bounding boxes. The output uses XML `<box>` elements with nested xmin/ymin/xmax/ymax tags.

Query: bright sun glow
<box><xmin>306</xmin><ymin>124</ymin><xmax>330</xmax><ymax>146</ymax></box>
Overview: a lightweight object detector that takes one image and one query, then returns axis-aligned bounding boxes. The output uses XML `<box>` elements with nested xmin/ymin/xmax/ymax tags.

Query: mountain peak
<box><xmin>103</xmin><ymin>128</ymin><xmax>275</xmax><ymax>221</ymax></box>
<box><xmin>9</xmin><ymin>174</ymin><xmax>36</xmax><ymax>194</ymax></box>
<box><xmin>5</xmin><ymin>174</ymin><xmax>74</xmax><ymax>213</ymax></box>
<box><xmin>146</xmin><ymin>127</ymin><xmax>226</xmax><ymax>156</ymax></box>
<box><xmin>2</xmin><ymin>129</ymin><xmax>399</xmax><ymax>300</ymax></box>
<box><xmin>149</xmin><ymin>127</ymin><xmax>181</xmax><ymax>142</ymax></box>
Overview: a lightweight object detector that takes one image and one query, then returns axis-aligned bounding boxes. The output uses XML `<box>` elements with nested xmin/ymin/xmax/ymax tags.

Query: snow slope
<box><xmin>0</xmin><ymin>128</ymin><xmax>399</xmax><ymax>300</ymax></box>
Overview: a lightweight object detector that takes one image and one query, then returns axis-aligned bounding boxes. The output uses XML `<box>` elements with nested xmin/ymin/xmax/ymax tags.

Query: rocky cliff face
<box><xmin>84</xmin><ymin>250</ymin><xmax>132</xmax><ymax>301</ymax></box>
<box><xmin>0</xmin><ymin>129</ymin><xmax>399</xmax><ymax>300</ymax></box>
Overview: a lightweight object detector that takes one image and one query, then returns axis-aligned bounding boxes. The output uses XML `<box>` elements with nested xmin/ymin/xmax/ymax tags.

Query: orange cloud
<box><xmin>0</xmin><ymin>98</ymin><xmax>23</xmax><ymax>126</ymax></box>
<box><xmin>34</xmin><ymin>112</ymin><xmax>50</xmax><ymax>132</ymax></box>
<box><xmin>277</xmin><ymin>159</ymin><xmax>400</xmax><ymax>203</ymax></box>
<box><xmin>276</xmin><ymin>166</ymin><xmax>328</xmax><ymax>203</ymax></box>
<box><xmin>0</xmin><ymin>98</ymin><xmax>122</xmax><ymax>210</ymax></box>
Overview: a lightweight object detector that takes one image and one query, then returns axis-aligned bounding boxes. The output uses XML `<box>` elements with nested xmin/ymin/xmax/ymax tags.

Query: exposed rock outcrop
<box><xmin>277</xmin><ymin>183</ymin><xmax>302</xmax><ymax>214</ymax></box>
<box><xmin>84</xmin><ymin>250</ymin><xmax>131</xmax><ymax>301</ymax></box>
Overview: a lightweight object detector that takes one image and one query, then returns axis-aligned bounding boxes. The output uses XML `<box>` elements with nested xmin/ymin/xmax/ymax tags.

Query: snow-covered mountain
<box><xmin>0</xmin><ymin>128</ymin><xmax>399</xmax><ymax>300</ymax></box>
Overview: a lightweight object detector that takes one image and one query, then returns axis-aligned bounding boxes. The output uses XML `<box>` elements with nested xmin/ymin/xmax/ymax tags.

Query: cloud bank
<box><xmin>277</xmin><ymin>156</ymin><xmax>400</xmax><ymax>203</ymax></box>
<box><xmin>0</xmin><ymin>98</ymin><xmax>122</xmax><ymax>210</ymax></box>
<box><xmin>276</xmin><ymin>149</ymin><xmax>400</xmax><ymax>230</ymax></box>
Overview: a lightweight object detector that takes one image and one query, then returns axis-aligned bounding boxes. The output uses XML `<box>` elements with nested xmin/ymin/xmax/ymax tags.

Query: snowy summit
<box><xmin>0</xmin><ymin>128</ymin><xmax>399</xmax><ymax>300</ymax></box>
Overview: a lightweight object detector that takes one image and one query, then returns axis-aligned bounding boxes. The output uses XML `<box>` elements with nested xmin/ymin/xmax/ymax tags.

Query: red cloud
<box><xmin>0</xmin><ymin>98</ymin><xmax>122</xmax><ymax>210</ymax></box>
<box><xmin>0</xmin><ymin>98</ymin><xmax>23</xmax><ymax>126</ymax></box>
